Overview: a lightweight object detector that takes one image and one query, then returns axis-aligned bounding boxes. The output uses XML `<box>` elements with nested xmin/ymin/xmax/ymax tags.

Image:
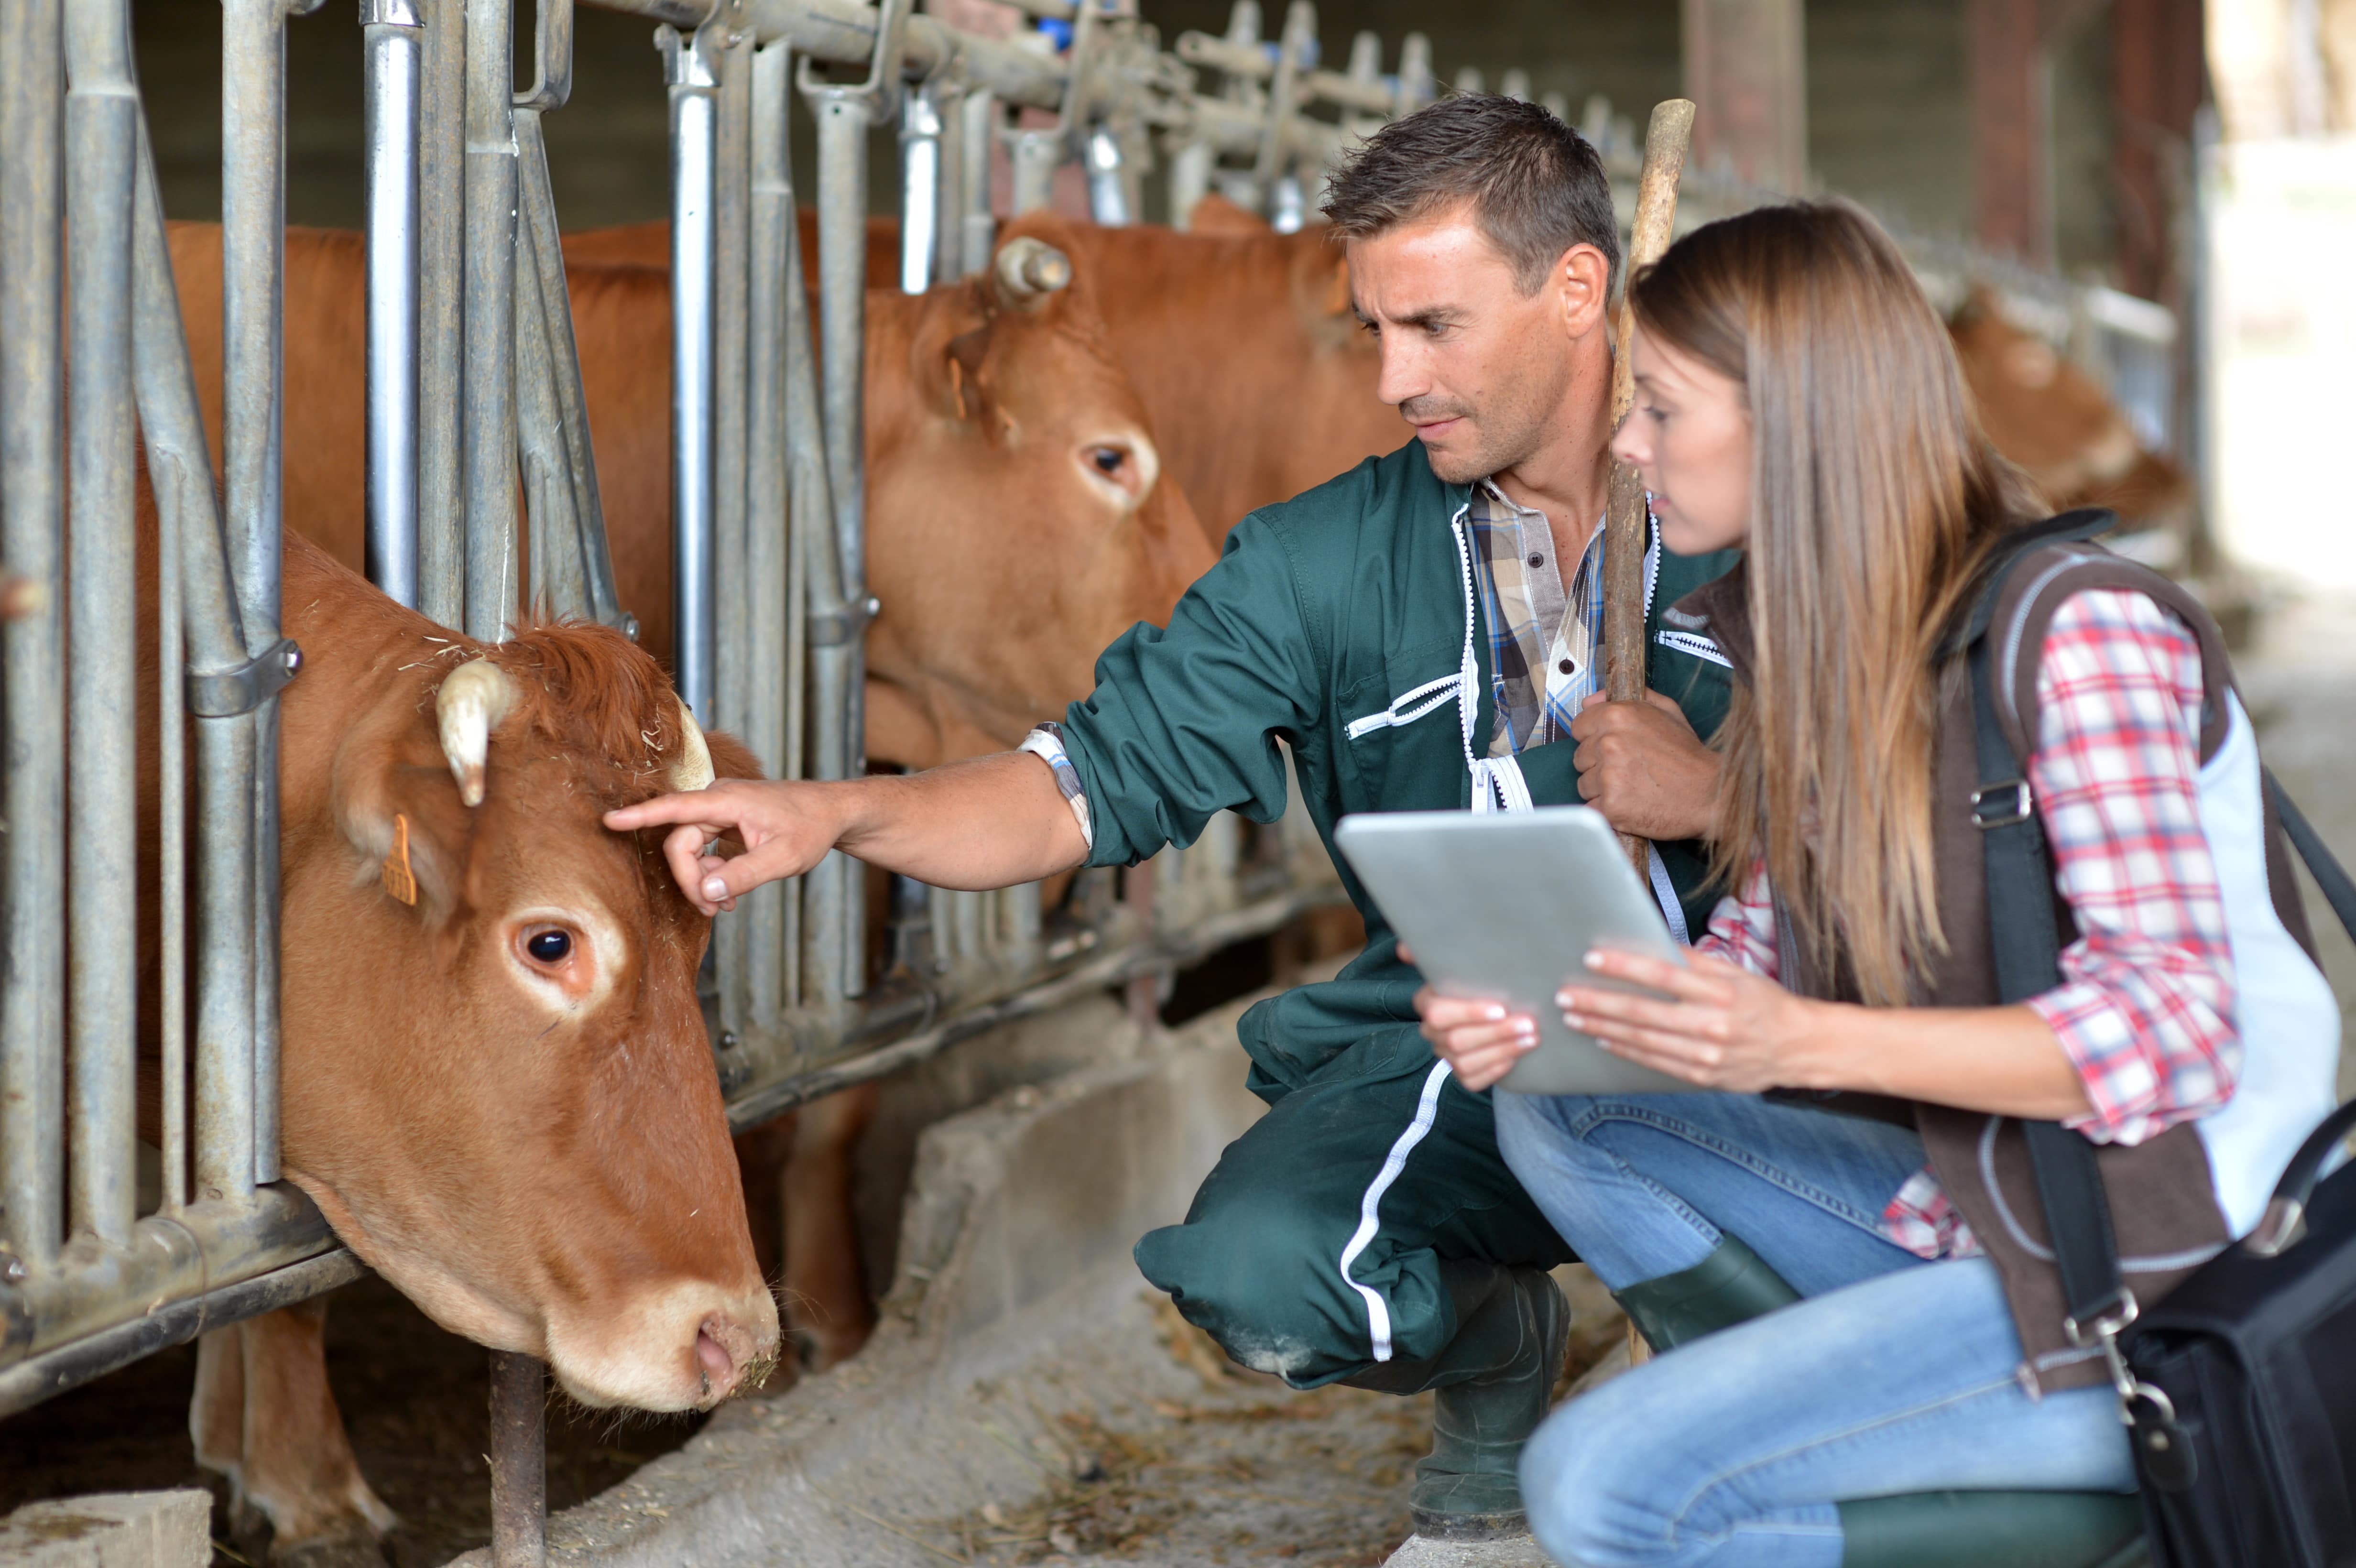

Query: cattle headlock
<box><xmin>0</xmin><ymin>0</ymin><xmax>2189</xmax><ymax>1557</ymax></box>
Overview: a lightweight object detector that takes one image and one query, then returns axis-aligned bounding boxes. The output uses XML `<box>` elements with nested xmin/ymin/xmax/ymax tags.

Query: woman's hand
<box><xmin>1557</xmin><ymin>948</ymin><xmax>1827</xmax><ymax>1092</ymax></box>
<box><xmin>1402</xmin><ymin>945</ymin><xmax>1540</xmax><ymax>1091</ymax></box>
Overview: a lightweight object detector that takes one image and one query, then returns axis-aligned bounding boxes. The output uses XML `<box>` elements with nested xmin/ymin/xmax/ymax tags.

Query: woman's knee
<box><xmin>1519</xmin><ymin>1387</ymin><xmax>1681</xmax><ymax>1568</ymax></box>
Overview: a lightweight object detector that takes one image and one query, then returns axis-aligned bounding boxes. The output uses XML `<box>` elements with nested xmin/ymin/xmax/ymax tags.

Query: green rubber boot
<box><xmin>1837</xmin><ymin>1491</ymin><xmax>2147</xmax><ymax>1568</ymax></box>
<box><xmin>1342</xmin><ymin>1261</ymin><xmax>1567</xmax><ymax>1541</ymax></box>
<box><xmin>1612</xmin><ymin>1233</ymin><xmax>1801</xmax><ymax>1353</ymax></box>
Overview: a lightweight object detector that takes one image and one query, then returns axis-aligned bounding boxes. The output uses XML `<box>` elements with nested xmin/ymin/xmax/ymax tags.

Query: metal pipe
<box><xmin>1167</xmin><ymin>138</ymin><xmax>1209</xmax><ymax>229</ymax></box>
<box><xmin>461</xmin><ymin>0</ymin><xmax>519</xmax><ymax>642</ymax></box>
<box><xmin>223</xmin><ymin>0</ymin><xmax>312</xmax><ymax>1192</ymax></box>
<box><xmin>1084</xmin><ymin>125</ymin><xmax>1128</xmax><ymax>225</ymax></box>
<box><xmin>512</xmin><ymin>134</ymin><xmax>589</xmax><ymax>622</ymax></box>
<box><xmin>489</xmin><ymin>1351</ymin><xmax>548</xmax><ymax>1568</ymax></box>
<box><xmin>1005</xmin><ymin>125</ymin><xmax>1059</xmax><ymax>215</ymax></box>
<box><xmin>932</xmin><ymin>80</ymin><xmax>962</xmax><ymax>285</ymax></box>
<box><xmin>416</xmin><ymin>0</ymin><xmax>465</xmax><ymax>628</ymax></box>
<box><xmin>363</xmin><ymin>0</ymin><xmax>425</xmax><ymax>609</ymax></box>
<box><xmin>898</xmin><ymin>86</ymin><xmax>940</xmax><ymax>294</ymax></box>
<box><xmin>710</xmin><ymin>29</ymin><xmax>753</xmax><ymax>1036</ymax></box>
<box><xmin>130</xmin><ymin>129</ymin><xmax>263</xmax><ymax>1208</ymax></box>
<box><xmin>65</xmin><ymin>0</ymin><xmax>141</xmax><ymax>1250</ymax></box>
<box><xmin>1</xmin><ymin>0</ymin><xmax>67</xmax><ymax>1273</ymax></box>
<box><xmin>511</xmin><ymin>101</ymin><xmax>624</xmax><ymax>631</ymax></box>
<box><xmin>957</xmin><ymin>87</ymin><xmax>994</xmax><ymax>276</ymax></box>
<box><xmin>663</xmin><ymin>24</ymin><xmax>718</xmax><ymax>718</ymax></box>
<box><xmin>745</xmin><ymin>39</ymin><xmax>793</xmax><ymax>1029</ymax></box>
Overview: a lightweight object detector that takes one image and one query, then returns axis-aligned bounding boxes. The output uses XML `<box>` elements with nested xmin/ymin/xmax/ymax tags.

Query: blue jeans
<box><xmin>1494</xmin><ymin>1092</ymin><xmax>2137</xmax><ymax>1568</ymax></box>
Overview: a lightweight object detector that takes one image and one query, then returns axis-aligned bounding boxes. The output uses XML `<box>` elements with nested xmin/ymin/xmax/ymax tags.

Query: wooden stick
<box><xmin>1600</xmin><ymin>98</ymin><xmax>1697</xmax><ymax>869</ymax></box>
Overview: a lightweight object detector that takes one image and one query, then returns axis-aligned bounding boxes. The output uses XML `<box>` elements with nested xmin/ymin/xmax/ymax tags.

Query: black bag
<box><xmin>1963</xmin><ymin>523</ymin><xmax>2356</xmax><ymax>1568</ymax></box>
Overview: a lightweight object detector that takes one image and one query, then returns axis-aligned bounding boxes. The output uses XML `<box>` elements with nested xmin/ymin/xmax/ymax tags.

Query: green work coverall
<box><xmin>1055</xmin><ymin>439</ymin><xmax>1737</xmax><ymax>1388</ymax></box>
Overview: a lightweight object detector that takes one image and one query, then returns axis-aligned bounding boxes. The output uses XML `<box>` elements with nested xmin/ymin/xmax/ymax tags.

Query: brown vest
<box><xmin>1674</xmin><ymin>540</ymin><xmax>2322</xmax><ymax>1391</ymax></box>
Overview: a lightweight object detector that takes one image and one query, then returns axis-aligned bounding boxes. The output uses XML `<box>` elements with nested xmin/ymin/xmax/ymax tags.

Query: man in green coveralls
<box><xmin>612</xmin><ymin>97</ymin><xmax>1737</xmax><ymax>1540</ymax></box>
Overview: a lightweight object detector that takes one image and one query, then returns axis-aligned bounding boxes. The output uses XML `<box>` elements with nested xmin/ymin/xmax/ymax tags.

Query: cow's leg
<box><xmin>228</xmin><ymin>1301</ymin><xmax>398</xmax><ymax>1565</ymax></box>
<box><xmin>780</xmin><ymin>1083</ymin><xmax>880</xmax><ymax>1371</ymax></box>
<box><xmin>191</xmin><ymin>1324</ymin><xmax>267</xmax><ymax>1540</ymax></box>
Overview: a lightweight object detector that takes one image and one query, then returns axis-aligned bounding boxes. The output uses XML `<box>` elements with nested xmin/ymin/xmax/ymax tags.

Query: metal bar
<box><xmin>932</xmin><ymin>80</ymin><xmax>962</xmax><ymax>284</ymax></box>
<box><xmin>489</xmin><ymin>1351</ymin><xmax>547</xmax><ymax>1568</ymax></box>
<box><xmin>664</xmin><ymin>24</ymin><xmax>718</xmax><ymax>717</ymax></box>
<box><xmin>899</xmin><ymin>85</ymin><xmax>940</xmax><ymax>294</ymax></box>
<box><xmin>417</xmin><ymin>0</ymin><xmax>465</xmax><ymax>627</ymax></box>
<box><xmin>64</xmin><ymin>0</ymin><xmax>141</xmax><ymax>1251</ymax></box>
<box><xmin>511</xmin><ymin>101</ymin><xmax>623</xmax><ymax>630</ymax></box>
<box><xmin>129</xmin><ymin>125</ymin><xmax>261</xmax><ymax>1210</ymax></box>
<box><xmin>1006</xmin><ymin>125</ymin><xmax>1059</xmax><ymax>215</ymax></box>
<box><xmin>0</xmin><ymin>1247</ymin><xmax>363</xmax><ymax>1419</ymax></box>
<box><xmin>512</xmin><ymin>119</ymin><xmax>589</xmax><ymax>622</ymax></box>
<box><xmin>461</xmin><ymin>0</ymin><xmax>519</xmax><ymax>642</ymax></box>
<box><xmin>800</xmin><ymin>27</ymin><xmax>892</xmax><ymax>1003</ymax></box>
<box><xmin>363</xmin><ymin>0</ymin><xmax>425</xmax><ymax>609</ymax></box>
<box><xmin>710</xmin><ymin>29</ymin><xmax>753</xmax><ymax>1037</ymax></box>
<box><xmin>746</xmin><ymin>39</ymin><xmax>793</xmax><ymax>1030</ymax></box>
<box><xmin>958</xmin><ymin>87</ymin><xmax>994</xmax><ymax>276</ymax></box>
<box><xmin>1</xmin><ymin>0</ymin><xmax>67</xmax><ymax>1274</ymax></box>
<box><xmin>1084</xmin><ymin>126</ymin><xmax>1129</xmax><ymax>225</ymax></box>
<box><xmin>723</xmin><ymin>876</ymin><xmax>1349</xmax><ymax>1132</ymax></box>
<box><xmin>223</xmin><ymin>0</ymin><xmax>310</xmax><ymax>1192</ymax></box>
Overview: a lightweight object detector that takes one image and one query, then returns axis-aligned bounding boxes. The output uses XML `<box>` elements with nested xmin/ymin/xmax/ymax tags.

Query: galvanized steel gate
<box><xmin>0</xmin><ymin>0</ymin><xmax>2185</xmax><ymax>1554</ymax></box>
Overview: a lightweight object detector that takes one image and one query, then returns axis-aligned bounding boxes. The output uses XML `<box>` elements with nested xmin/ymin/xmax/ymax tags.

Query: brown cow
<box><xmin>562</xmin><ymin>197</ymin><xmax>1398</xmax><ymax>546</ymax></box>
<box><xmin>134</xmin><ymin>493</ymin><xmax>778</xmax><ymax>1560</ymax></box>
<box><xmin>1947</xmin><ymin>287</ymin><xmax>2196</xmax><ymax>528</ymax></box>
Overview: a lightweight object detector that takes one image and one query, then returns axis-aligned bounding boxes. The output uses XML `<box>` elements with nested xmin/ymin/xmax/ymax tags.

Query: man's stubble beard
<box><xmin>1407</xmin><ymin>348</ymin><xmax>1575</xmax><ymax>488</ymax></box>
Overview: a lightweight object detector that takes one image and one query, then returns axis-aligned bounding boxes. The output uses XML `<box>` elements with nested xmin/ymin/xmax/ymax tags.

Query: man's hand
<box><xmin>1570</xmin><ymin>689</ymin><xmax>1722</xmax><ymax>841</ymax></box>
<box><xmin>605</xmin><ymin>779</ymin><xmax>848</xmax><ymax>917</ymax></box>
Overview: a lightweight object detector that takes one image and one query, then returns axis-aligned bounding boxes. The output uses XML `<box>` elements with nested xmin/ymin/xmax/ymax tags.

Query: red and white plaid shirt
<box><xmin>1699</xmin><ymin>588</ymin><xmax>2237</xmax><ymax>1259</ymax></box>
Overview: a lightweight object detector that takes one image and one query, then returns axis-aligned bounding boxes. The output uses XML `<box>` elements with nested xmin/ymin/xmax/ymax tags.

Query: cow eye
<box><xmin>1090</xmin><ymin>446</ymin><xmax>1126</xmax><ymax>475</ymax></box>
<box><xmin>524</xmin><ymin>928</ymin><xmax>573</xmax><ymax>966</ymax></box>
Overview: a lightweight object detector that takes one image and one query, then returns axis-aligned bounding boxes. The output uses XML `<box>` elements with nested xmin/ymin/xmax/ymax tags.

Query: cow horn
<box><xmin>436</xmin><ymin>658</ymin><xmax>517</xmax><ymax>808</ymax></box>
<box><xmin>670</xmin><ymin>698</ymin><xmax>715</xmax><ymax>793</ymax></box>
<box><xmin>993</xmin><ymin>238</ymin><xmax>1072</xmax><ymax>309</ymax></box>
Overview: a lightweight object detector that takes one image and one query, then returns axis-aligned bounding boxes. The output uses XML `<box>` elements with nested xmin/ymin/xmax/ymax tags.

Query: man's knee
<box><xmin>1135</xmin><ymin>1209</ymin><xmax>1365</xmax><ymax>1383</ymax></box>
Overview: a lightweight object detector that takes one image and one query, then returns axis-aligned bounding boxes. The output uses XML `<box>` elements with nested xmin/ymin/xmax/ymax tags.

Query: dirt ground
<box><xmin>0</xmin><ymin>1272</ymin><xmax>707</xmax><ymax>1567</ymax></box>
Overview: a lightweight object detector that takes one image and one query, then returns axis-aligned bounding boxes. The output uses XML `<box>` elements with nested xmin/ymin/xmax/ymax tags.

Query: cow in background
<box><xmin>1947</xmin><ymin>287</ymin><xmax>2197</xmax><ymax>530</ymax></box>
<box><xmin>134</xmin><ymin>488</ymin><xmax>778</xmax><ymax>1562</ymax></box>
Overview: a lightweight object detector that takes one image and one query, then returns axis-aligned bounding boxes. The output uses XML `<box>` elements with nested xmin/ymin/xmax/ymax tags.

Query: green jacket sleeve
<box><xmin>1056</xmin><ymin>510</ymin><xmax>1322</xmax><ymax>869</ymax></box>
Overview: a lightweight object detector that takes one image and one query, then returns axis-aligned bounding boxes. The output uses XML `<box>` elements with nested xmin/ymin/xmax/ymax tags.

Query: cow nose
<box><xmin>694</xmin><ymin>1309</ymin><xmax>764</xmax><ymax>1403</ymax></box>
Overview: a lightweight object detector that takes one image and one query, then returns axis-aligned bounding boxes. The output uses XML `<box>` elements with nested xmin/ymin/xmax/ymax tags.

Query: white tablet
<box><xmin>1331</xmin><ymin>805</ymin><xmax>1702</xmax><ymax>1095</ymax></box>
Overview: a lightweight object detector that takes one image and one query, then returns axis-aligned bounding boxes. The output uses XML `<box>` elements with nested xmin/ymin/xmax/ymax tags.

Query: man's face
<box><xmin>1346</xmin><ymin>205</ymin><xmax>1592</xmax><ymax>486</ymax></box>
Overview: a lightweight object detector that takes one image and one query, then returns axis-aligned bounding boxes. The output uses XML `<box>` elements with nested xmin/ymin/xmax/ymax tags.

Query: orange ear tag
<box><xmin>381</xmin><ymin>812</ymin><xmax>419</xmax><ymax>907</ymax></box>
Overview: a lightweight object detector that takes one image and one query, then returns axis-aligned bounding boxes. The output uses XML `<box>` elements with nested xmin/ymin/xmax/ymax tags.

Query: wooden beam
<box><xmin>1681</xmin><ymin>0</ymin><xmax>1807</xmax><ymax>192</ymax></box>
<box><xmin>1969</xmin><ymin>0</ymin><xmax>2049</xmax><ymax>264</ymax></box>
<box><xmin>2111</xmin><ymin>0</ymin><xmax>2206</xmax><ymax>302</ymax></box>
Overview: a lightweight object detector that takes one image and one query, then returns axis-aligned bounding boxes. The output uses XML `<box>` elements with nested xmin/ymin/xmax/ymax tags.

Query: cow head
<box><xmin>279</xmin><ymin>603</ymin><xmax>780</xmax><ymax>1413</ymax></box>
<box><xmin>1949</xmin><ymin>288</ymin><xmax>2194</xmax><ymax>530</ymax></box>
<box><xmin>861</xmin><ymin>213</ymin><xmax>1219</xmax><ymax>766</ymax></box>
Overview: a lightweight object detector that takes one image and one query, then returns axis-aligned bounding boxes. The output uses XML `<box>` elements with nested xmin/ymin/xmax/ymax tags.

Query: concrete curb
<box><xmin>0</xmin><ymin>1491</ymin><xmax>210</xmax><ymax>1568</ymax></box>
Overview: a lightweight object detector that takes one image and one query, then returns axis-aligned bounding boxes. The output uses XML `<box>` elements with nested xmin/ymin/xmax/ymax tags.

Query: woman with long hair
<box><xmin>1415</xmin><ymin>201</ymin><xmax>2340</xmax><ymax>1567</ymax></box>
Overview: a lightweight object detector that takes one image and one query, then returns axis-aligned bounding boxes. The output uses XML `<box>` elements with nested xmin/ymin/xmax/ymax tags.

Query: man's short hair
<box><xmin>1320</xmin><ymin>95</ymin><xmax>1622</xmax><ymax>297</ymax></box>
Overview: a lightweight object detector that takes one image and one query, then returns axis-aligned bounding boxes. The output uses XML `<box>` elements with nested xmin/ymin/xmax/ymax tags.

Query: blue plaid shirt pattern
<box><xmin>1466</xmin><ymin>479</ymin><xmax>1607</xmax><ymax>758</ymax></box>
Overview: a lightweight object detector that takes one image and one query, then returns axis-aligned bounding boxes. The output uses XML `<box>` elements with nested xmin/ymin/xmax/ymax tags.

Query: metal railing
<box><xmin>0</xmin><ymin>0</ymin><xmax>2185</xmax><ymax>1464</ymax></box>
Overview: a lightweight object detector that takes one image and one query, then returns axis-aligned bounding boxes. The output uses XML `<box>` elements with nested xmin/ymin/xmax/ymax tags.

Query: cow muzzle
<box><xmin>993</xmin><ymin>237</ymin><xmax>1072</xmax><ymax>311</ymax></box>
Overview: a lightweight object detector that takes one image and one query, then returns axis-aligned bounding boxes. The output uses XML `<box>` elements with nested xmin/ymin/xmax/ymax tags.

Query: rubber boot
<box><xmin>1612</xmin><ymin>1233</ymin><xmax>1800</xmax><ymax>1353</ymax></box>
<box><xmin>1342</xmin><ymin>1261</ymin><xmax>1567</xmax><ymax>1541</ymax></box>
<box><xmin>1836</xmin><ymin>1491</ymin><xmax>2147</xmax><ymax>1568</ymax></box>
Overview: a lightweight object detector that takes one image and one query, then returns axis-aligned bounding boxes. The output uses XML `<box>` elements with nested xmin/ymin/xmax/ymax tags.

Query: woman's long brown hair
<box><xmin>1630</xmin><ymin>202</ymin><xmax>2040</xmax><ymax>1005</ymax></box>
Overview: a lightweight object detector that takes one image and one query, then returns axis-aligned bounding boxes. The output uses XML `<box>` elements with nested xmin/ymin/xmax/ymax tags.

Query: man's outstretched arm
<box><xmin>605</xmin><ymin>752</ymin><xmax>1088</xmax><ymax>917</ymax></box>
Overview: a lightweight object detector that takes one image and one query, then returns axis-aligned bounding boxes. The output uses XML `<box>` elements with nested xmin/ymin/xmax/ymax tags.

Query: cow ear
<box><xmin>333</xmin><ymin>740</ymin><xmax>477</xmax><ymax>924</ymax></box>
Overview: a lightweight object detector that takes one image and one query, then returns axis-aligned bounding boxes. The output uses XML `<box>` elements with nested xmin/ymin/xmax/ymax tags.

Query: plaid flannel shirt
<box><xmin>1467</xmin><ymin>479</ymin><xmax>1608</xmax><ymax>757</ymax></box>
<box><xmin>1698</xmin><ymin>587</ymin><xmax>2238</xmax><ymax>1259</ymax></box>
